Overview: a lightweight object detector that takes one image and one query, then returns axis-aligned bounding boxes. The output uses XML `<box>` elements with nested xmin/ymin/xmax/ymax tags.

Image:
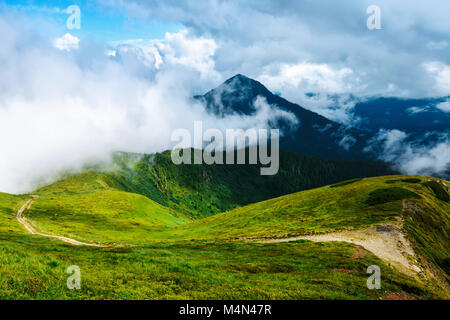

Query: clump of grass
<box><xmin>47</xmin><ymin>261</ymin><xmax>59</xmax><ymax>268</ymax></box>
<box><xmin>402</xmin><ymin>178</ymin><xmax>422</xmax><ymax>183</ymax></box>
<box><xmin>423</xmin><ymin>181</ymin><xmax>449</xmax><ymax>202</ymax></box>
<box><xmin>365</xmin><ymin>187</ymin><xmax>420</xmax><ymax>206</ymax></box>
<box><xmin>385</xmin><ymin>178</ymin><xmax>421</xmax><ymax>184</ymax></box>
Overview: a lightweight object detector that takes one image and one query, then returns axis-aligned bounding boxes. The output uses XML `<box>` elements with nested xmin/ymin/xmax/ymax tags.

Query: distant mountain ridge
<box><xmin>352</xmin><ymin>96</ymin><xmax>450</xmax><ymax>134</ymax></box>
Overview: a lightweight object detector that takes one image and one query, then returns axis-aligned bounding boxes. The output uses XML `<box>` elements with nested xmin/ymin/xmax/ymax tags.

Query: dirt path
<box><xmin>16</xmin><ymin>198</ymin><xmax>107</xmax><ymax>247</ymax></box>
<box><xmin>256</xmin><ymin>200</ymin><xmax>422</xmax><ymax>276</ymax></box>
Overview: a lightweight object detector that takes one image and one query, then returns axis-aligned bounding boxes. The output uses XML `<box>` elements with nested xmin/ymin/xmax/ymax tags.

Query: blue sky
<box><xmin>2</xmin><ymin>0</ymin><xmax>182</xmax><ymax>42</ymax></box>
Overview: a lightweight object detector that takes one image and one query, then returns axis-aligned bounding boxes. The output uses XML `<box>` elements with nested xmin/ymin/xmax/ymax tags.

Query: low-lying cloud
<box><xmin>365</xmin><ymin>129</ymin><xmax>450</xmax><ymax>176</ymax></box>
<box><xmin>0</xmin><ymin>14</ymin><xmax>295</xmax><ymax>194</ymax></box>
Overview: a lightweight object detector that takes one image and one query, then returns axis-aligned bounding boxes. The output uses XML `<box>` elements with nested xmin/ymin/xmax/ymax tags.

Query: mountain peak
<box><xmin>222</xmin><ymin>74</ymin><xmax>268</xmax><ymax>91</ymax></box>
<box><xmin>197</xmin><ymin>74</ymin><xmax>273</xmax><ymax>115</ymax></box>
<box><xmin>225</xmin><ymin>73</ymin><xmax>252</xmax><ymax>83</ymax></box>
<box><xmin>195</xmin><ymin>73</ymin><xmax>373</xmax><ymax>161</ymax></box>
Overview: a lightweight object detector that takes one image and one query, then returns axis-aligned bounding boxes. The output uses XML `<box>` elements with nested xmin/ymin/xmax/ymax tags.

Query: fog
<box><xmin>0</xmin><ymin>14</ymin><xmax>295</xmax><ymax>194</ymax></box>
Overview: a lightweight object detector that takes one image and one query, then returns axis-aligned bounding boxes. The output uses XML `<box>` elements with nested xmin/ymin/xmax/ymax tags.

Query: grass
<box><xmin>101</xmin><ymin>149</ymin><xmax>397</xmax><ymax>218</ymax></box>
<box><xmin>364</xmin><ymin>187</ymin><xmax>421</xmax><ymax>206</ymax></box>
<box><xmin>17</xmin><ymin>175</ymin><xmax>402</xmax><ymax>243</ymax></box>
<box><xmin>329</xmin><ymin>178</ymin><xmax>363</xmax><ymax>188</ymax></box>
<box><xmin>422</xmin><ymin>181</ymin><xmax>450</xmax><ymax>202</ymax></box>
<box><xmin>0</xmin><ymin>172</ymin><xmax>448</xmax><ymax>299</ymax></box>
<box><xmin>16</xmin><ymin>175</ymin><xmax>450</xmax><ymax>246</ymax></box>
<box><xmin>171</xmin><ymin>176</ymin><xmax>429</xmax><ymax>241</ymax></box>
<box><xmin>0</xmin><ymin>233</ymin><xmax>433</xmax><ymax>300</ymax></box>
<box><xmin>0</xmin><ymin>193</ymin><xmax>25</xmax><ymax>234</ymax></box>
<box><xmin>30</xmin><ymin>189</ymin><xmax>191</xmax><ymax>244</ymax></box>
<box><xmin>386</xmin><ymin>178</ymin><xmax>422</xmax><ymax>184</ymax></box>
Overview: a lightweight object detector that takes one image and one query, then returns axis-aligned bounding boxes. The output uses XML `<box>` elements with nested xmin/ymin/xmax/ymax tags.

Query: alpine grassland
<box><xmin>0</xmin><ymin>151</ymin><xmax>449</xmax><ymax>299</ymax></box>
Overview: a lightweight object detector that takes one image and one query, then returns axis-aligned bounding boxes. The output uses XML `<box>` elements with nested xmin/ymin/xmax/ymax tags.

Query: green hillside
<box><xmin>95</xmin><ymin>149</ymin><xmax>396</xmax><ymax>218</ymax></box>
<box><xmin>28</xmin><ymin>172</ymin><xmax>191</xmax><ymax>244</ymax></box>
<box><xmin>0</xmin><ymin>192</ymin><xmax>25</xmax><ymax>234</ymax></box>
<box><xmin>0</xmin><ymin>168</ymin><xmax>448</xmax><ymax>299</ymax></box>
<box><xmin>174</xmin><ymin>176</ymin><xmax>446</xmax><ymax>240</ymax></box>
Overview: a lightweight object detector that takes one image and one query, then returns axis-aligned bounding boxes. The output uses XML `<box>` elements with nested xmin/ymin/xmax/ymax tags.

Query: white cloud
<box><xmin>53</xmin><ymin>33</ymin><xmax>80</xmax><ymax>51</ymax></box>
<box><xmin>407</xmin><ymin>106</ymin><xmax>430</xmax><ymax>114</ymax></box>
<box><xmin>436</xmin><ymin>100</ymin><xmax>450</xmax><ymax>112</ymax></box>
<box><xmin>339</xmin><ymin>134</ymin><xmax>357</xmax><ymax>151</ymax></box>
<box><xmin>259</xmin><ymin>63</ymin><xmax>356</xmax><ymax>94</ymax></box>
<box><xmin>424</xmin><ymin>61</ymin><xmax>450</xmax><ymax>95</ymax></box>
<box><xmin>401</xmin><ymin>142</ymin><xmax>450</xmax><ymax>175</ymax></box>
<box><xmin>99</xmin><ymin>0</ymin><xmax>450</xmax><ymax>122</ymax></box>
<box><xmin>159</xmin><ymin>30</ymin><xmax>220</xmax><ymax>80</ymax></box>
<box><xmin>366</xmin><ymin>129</ymin><xmax>450</xmax><ymax>176</ymax></box>
<box><xmin>112</xmin><ymin>30</ymin><xmax>220</xmax><ymax>81</ymax></box>
<box><xmin>0</xmin><ymin>17</ymin><xmax>294</xmax><ymax>194</ymax></box>
<box><xmin>256</xmin><ymin>63</ymin><xmax>367</xmax><ymax>124</ymax></box>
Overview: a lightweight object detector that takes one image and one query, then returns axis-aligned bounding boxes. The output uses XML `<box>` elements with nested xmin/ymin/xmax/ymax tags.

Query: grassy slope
<box><xmin>29</xmin><ymin>172</ymin><xmax>191</xmax><ymax>244</ymax></box>
<box><xmin>0</xmin><ymin>192</ymin><xmax>25</xmax><ymax>234</ymax></box>
<box><xmin>173</xmin><ymin>176</ymin><xmax>449</xmax><ymax>292</ymax></box>
<box><xmin>22</xmin><ymin>175</ymin><xmax>450</xmax><ymax>248</ymax></box>
<box><xmin>105</xmin><ymin>150</ymin><xmax>396</xmax><ymax>218</ymax></box>
<box><xmin>0</xmin><ymin>230</ymin><xmax>433</xmax><ymax>299</ymax></box>
<box><xmin>168</xmin><ymin>176</ymin><xmax>447</xmax><ymax>240</ymax></box>
<box><xmin>0</xmin><ymin>174</ymin><xmax>448</xmax><ymax>299</ymax></box>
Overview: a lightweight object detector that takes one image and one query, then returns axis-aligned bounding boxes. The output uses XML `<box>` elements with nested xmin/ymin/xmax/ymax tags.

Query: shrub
<box><xmin>365</xmin><ymin>187</ymin><xmax>420</xmax><ymax>206</ymax></box>
<box><xmin>385</xmin><ymin>178</ymin><xmax>421</xmax><ymax>184</ymax></box>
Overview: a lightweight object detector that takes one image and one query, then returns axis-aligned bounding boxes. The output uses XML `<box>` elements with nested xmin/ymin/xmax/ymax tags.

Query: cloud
<box><xmin>407</xmin><ymin>106</ymin><xmax>430</xmax><ymax>114</ymax></box>
<box><xmin>424</xmin><ymin>62</ymin><xmax>450</xmax><ymax>95</ymax></box>
<box><xmin>258</xmin><ymin>63</ymin><xmax>359</xmax><ymax>95</ymax></box>
<box><xmin>366</xmin><ymin>129</ymin><xmax>450</xmax><ymax>176</ymax></box>
<box><xmin>159</xmin><ymin>30</ymin><xmax>220</xmax><ymax>80</ymax></box>
<box><xmin>2</xmin><ymin>2</ymin><xmax>450</xmax><ymax>191</ymax></box>
<box><xmin>112</xmin><ymin>29</ymin><xmax>221</xmax><ymax>81</ymax></box>
<box><xmin>338</xmin><ymin>135</ymin><xmax>357</xmax><ymax>151</ymax></box>
<box><xmin>258</xmin><ymin>63</ymin><xmax>365</xmax><ymax>124</ymax></box>
<box><xmin>436</xmin><ymin>100</ymin><xmax>450</xmax><ymax>112</ymax></box>
<box><xmin>0</xmin><ymin>14</ymin><xmax>295</xmax><ymax>194</ymax></box>
<box><xmin>53</xmin><ymin>33</ymin><xmax>80</xmax><ymax>51</ymax></box>
<box><xmin>99</xmin><ymin>0</ymin><xmax>450</xmax><ymax>119</ymax></box>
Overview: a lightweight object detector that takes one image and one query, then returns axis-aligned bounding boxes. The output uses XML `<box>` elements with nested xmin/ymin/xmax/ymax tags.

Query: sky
<box><xmin>2</xmin><ymin>0</ymin><xmax>182</xmax><ymax>41</ymax></box>
<box><xmin>3</xmin><ymin>0</ymin><xmax>450</xmax><ymax>100</ymax></box>
<box><xmin>0</xmin><ymin>0</ymin><xmax>449</xmax><ymax>193</ymax></box>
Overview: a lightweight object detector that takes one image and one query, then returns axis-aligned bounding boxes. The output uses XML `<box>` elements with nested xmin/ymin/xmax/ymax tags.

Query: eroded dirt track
<box><xmin>16</xmin><ymin>198</ymin><xmax>107</xmax><ymax>247</ymax></box>
<box><xmin>255</xmin><ymin>200</ymin><xmax>422</xmax><ymax>276</ymax></box>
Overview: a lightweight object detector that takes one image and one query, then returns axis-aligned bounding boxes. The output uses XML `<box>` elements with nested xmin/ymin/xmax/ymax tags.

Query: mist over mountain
<box><xmin>195</xmin><ymin>74</ymin><xmax>372</xmax><ymax>160</ymax></box>
<box><xmin>195</xmin><ymin>74</ymin><xmax>450</xmax><ymax>178</ymax></box>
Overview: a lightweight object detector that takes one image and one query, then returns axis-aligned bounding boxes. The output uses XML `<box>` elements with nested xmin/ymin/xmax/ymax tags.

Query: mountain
<box><xmin>1</xmin><ymin>75</ymin><xmax>448</xmax><ymax>300</ymax></box>
<box><xmin>32</xmin><ymin>149</ymin><xmax>395</xmax><ymax>219</ymax></box>
<box><xmin>0</xmin><ymin>149</ymin><xmax>396</xmax><ymax>245</ymax></box>
<box><xmin>352</xmin><ymin>96</ymin><xmax>450</xmax><ymax>134</ymax></box>
<box><xmin>104</xmin><ymin>149</ymin><xmax>395</xmax><ymax>218</ymax></box>
<box><xmin>194</xmin><ymin>74</ymin><xmax>373</xmax><ymax>160</ymax></box>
